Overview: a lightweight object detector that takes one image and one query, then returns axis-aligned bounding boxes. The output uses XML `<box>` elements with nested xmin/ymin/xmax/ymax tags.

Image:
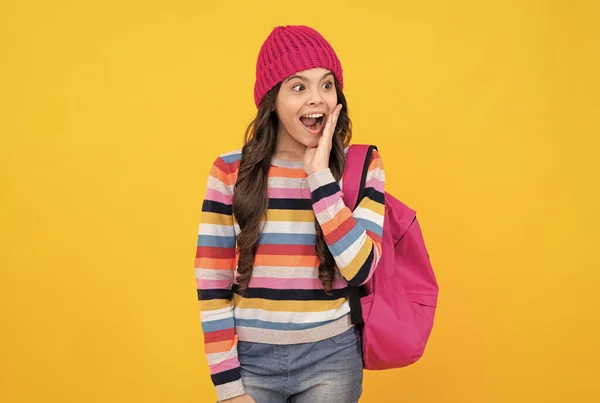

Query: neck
<box><xmin>274</xmin><ymin>126</ymin><xmax>306</xmax><ymax>161</ymax></box>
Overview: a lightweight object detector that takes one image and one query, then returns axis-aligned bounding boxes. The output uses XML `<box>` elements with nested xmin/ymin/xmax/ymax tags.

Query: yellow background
<box><xmin>2</xmin><ymin>1</ymin><xmax>599</xmax><ymax>402</ymax></box>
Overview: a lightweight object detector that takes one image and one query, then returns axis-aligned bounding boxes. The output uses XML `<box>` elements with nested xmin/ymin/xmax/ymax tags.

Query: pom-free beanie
<box><xmin>254</xmin><ymin>25</ymin><xmax>343</xmax><ymax>108</ymax></box>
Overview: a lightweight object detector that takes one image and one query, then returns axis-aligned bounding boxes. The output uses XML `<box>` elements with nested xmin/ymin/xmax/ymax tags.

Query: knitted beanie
<box><xmin>254</xmin><ymin>25</ymin><xmax>344</xmax><ymax>108</ymax></box>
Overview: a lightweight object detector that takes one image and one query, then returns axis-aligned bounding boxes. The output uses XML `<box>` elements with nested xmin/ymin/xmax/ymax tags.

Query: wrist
<box><xmin>305</xmin><ymin>165</ymin><xmax>328</xmax><ymax>177</ymax></box>
<box><xmin>307</xmin><ymin>168</ymin><xmax>336</xmax><ymax>191</ymax></box>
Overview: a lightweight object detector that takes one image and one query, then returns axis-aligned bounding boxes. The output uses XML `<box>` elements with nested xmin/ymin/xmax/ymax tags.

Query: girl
<box><xmin>195</xmin><ymin>25</ymin><xmax>385</xmax><ymax>403</ymax></box>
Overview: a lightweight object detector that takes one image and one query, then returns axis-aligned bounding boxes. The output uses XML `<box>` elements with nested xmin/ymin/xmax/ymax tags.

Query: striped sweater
<box><xmin>195</xmin><ymin>148</ymin><xmax>385</xmax><ymax>401</ymax></box>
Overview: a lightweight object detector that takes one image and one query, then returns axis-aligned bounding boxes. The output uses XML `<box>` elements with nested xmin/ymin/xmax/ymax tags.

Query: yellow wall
<box><xmin>2</xmin><ymin>1</ymin><xmax>599</xmax><ymax>402</ymax></box>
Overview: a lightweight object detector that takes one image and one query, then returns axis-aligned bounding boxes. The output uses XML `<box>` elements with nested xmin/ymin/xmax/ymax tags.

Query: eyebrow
<box><xmin>284</xmin><ymin>71</ymin><xmax>333</xmax><ymax>83</ymax></box>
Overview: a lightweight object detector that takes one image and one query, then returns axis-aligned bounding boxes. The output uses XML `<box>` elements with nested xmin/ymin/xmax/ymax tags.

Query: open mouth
<box><xmin>299</xmin><ymin>113</ymin><xmax>325</xmax><ymax>135</ymax></box>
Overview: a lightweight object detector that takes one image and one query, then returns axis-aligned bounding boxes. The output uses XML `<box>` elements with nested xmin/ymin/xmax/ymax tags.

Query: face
<box><xmin>274</xmin><ymin>67</ymin><xmax>338</xmax><ymax>150</ymax></box>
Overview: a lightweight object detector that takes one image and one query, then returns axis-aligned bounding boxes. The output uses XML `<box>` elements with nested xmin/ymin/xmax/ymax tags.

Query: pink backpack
<box><xmin>342</xmin><ymin>144</ymin><xmax>439</xmax><ymax>370</ymax></box>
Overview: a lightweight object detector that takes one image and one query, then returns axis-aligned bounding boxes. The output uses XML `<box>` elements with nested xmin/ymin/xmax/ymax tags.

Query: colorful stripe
<box><xmin>195</xmin><ymin>149</ymin><xmax>385</xmax><ymax>401</ymax></box>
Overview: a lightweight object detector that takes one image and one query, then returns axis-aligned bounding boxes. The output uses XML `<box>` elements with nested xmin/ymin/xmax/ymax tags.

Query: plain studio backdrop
<box><xmin>1</xmin><ymin>1</ymin><xmax>599</xmax><ymax>402</ymax></box>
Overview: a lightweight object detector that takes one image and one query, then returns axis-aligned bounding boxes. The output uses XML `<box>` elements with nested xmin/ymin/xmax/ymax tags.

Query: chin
<box><xmin>285</xmin><ymin>123</ymin><xmax>323</xmax><ymax>148</ymax></box>
<box><xmin>302</xmin><ymin>137</ymin><xmax>320</xmax><ymax>148</ymax></box>
<box><xmin>301</xmin><ymin>130</ymin><xmax>322</xmax><ymax>146</ymax></box>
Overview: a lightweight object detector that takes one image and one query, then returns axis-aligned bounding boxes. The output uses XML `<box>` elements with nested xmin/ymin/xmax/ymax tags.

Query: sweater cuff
<box><xmin>216</xmin><ymin>379</ymin><xmax>245</xmax><ymax>402</ymax></box>
<box><xmin>307</xmin><ymin>168</ymin><xmax>337</xmax><ymax>191</ymax></box>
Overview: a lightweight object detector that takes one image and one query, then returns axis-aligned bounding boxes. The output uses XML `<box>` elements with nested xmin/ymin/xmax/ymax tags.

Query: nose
<box><xmin>306</xmin><ymin>87</ymin><xmax>324</xmax><ymax>105</ymax></box>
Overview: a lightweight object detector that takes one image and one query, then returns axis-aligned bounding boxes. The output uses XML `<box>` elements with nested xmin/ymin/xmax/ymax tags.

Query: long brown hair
<box><xmin>232</xmin><ymin>78</ymin><xmax>352</xmax><ymax>295</ymax></box>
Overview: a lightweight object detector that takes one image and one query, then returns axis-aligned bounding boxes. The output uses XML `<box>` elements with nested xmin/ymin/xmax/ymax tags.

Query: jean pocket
<box><xmin>329</xmin><ymin>327</ymin><xmax>359</xmax><ymax>346</ymax></box>
<box><xmin>236</xmin><ymin>340</ymin><xmax>255</xmax><ymax>354</ymax></box>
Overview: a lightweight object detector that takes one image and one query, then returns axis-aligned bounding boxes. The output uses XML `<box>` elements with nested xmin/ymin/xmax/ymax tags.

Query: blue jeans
<box><xmin>232</xmin><ymin>326</ymin><xmax>363</xmax><ymax>403</ymax></box>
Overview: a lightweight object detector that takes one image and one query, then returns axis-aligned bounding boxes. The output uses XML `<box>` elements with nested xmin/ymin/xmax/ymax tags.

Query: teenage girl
<box><xmin>195</xmin><ymin>25</ymin><xmax>385</xmax><ymax>403</ymax></box>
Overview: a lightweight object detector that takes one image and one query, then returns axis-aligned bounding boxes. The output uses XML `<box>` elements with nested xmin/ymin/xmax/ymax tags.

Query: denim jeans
<box><xmin>225</xmin><ymin>326</ymin><xmax>363</xmax><ymax>403</ymax></box>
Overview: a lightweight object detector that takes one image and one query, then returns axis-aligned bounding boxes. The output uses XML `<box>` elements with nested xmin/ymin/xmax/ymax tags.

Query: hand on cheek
<box><xmin>303</xmin><ymin>104</ymin><xmax>342</xmax><ymax>176</ymax></box>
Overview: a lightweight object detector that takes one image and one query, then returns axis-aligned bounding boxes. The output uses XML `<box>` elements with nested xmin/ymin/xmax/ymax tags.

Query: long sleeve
<box><xmin>307</xmin><ymin>149</ymin><xmax>385</xmax><ymax>286</ymax></box>
<box><xmin>195</xmin><ymin>156</ymin><xmax>244</xmax><ymax>401</ymax></box>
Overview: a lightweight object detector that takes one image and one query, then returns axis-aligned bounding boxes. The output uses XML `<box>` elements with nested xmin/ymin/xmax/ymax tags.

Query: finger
<box><xmin>323</xmin><ymin>109</ymin><xmax>334</xmax><ymax>137</ymax></box>
<box><xmin>322</xmin><ymin>116</ymin><xmax>335</xmax><ymax>145</ymax></box>
<box><xmin>323</xmin><ymin>104</ymin><xmax>341</xmax><ymax>139</ymax></box>
<box><xmin>329</xmin><ymin>104</ymin><xmax>342</xmax><ymax>136</ymax></box>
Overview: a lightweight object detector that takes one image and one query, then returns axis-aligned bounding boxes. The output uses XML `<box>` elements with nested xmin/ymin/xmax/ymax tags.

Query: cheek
<box><xmin>280</xmin><ymin>109</ymin><xmax>300</xmax><ymax>131</ymax></box>
<box><xmin>281</xmin><ymin>113</ymin><xmax>319</xmax><ymax>146</ymax></box>
<box><xmin>276</xmin><ymin>98</ymin><xmax>299</xmax><ymax>124</ymax></box>
<box><xmin>325</xmin><ymin>92</ymin><xmax>338</xmax><ymax>109</ymax></box>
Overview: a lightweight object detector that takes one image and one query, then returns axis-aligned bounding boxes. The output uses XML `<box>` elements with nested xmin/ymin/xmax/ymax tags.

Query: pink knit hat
<box><xmin>254</xmin><ymin>25</ymin><xmax>344</xmax><ymax>108</ymax></box>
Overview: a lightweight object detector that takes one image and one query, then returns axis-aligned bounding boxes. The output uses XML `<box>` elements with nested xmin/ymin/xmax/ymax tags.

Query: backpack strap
<box><xmin>342</xmin><ymin>144</ymin><xmax>378</xmax><ymax>326</ymax></box>
<box><xmin>342</xmin><ymin>144</ymin><xmax>378</xmax><ymax>209</ymax></box>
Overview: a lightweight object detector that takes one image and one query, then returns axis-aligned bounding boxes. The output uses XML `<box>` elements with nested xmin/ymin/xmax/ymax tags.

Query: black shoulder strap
<box><xmin>347</xmin><ymin>145</ymin><xmax>378</xmax><ymax>326</ymax></box>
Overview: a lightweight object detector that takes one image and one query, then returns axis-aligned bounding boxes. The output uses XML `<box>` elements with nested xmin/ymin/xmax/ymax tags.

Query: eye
<box><xmin>292</xmin><ymin>84</ymin><xmax>305</xmax><ymax>92</ymax></box>
<box><xmin>323</xmin><ymin>81</ymin><xmax>333</xmax><ymax>89</ymax></box>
